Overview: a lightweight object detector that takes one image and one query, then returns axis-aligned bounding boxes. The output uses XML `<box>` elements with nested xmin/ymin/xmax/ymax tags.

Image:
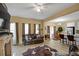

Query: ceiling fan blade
<box><xmin>25</xmin><ymin>3</ymin><xmax>54</xmax><ymax>10</ymax></box>
<box><xmin>44</xmin><ymin>3</ymin><xmax>54</xmax><ymax>5</ymax></box>
<box><xmin>25</xmin><ymin>6</ymin><xmax>34</xmax><ymax>9</ymax></box>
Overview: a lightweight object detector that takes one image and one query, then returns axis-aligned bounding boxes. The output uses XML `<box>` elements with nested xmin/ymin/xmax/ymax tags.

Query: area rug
<box><xmin>23</xmin><ymin>45</ymin><xmax>58</xmax><ymax>56</ymax></box>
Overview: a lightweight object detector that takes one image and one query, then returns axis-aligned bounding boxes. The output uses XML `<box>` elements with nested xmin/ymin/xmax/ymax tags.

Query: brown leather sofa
<box><xmin>23</xmin><ymin>34</ymin><xmax>44</xmax><ymax>45</ymax></box>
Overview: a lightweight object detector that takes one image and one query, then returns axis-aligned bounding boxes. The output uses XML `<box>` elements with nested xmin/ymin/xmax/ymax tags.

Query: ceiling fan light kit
<box><xmin>33</xmin><ymin>3</ymin><xmax>45</xmax><ymax>12</ymax></box>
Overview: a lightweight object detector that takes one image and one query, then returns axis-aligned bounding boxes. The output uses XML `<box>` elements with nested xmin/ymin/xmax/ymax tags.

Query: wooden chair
<box><xmin>59</xmin><ymin>34</ymin><xmax>67</xmax><ymax>44</ymax></box>
<box><xmin>67</xmin><ymin>35</ymin><xmax>76</xmax><ymax>45</ymax></box>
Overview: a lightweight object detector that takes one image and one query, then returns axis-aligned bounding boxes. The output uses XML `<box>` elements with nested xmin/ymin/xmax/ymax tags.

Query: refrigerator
<box><xmin>67</xmin><ymin>27</ymin><xmax>75</xmax><ymax>35</ymax></box>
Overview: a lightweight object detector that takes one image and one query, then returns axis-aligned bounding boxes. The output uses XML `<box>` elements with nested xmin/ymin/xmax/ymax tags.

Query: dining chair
<box><xmin>59</xmin><ymin>34</ymin><xmax>67</xmax><ymax>44</ymax></box>
<box><xmin>67</xmin><ymin>35</ymin><xmax>76</xmax><ymax>45</ymax></box>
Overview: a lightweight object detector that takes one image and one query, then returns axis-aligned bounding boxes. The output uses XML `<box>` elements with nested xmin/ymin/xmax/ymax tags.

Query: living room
<box><xmin>0</xmin><ymin>3</ymin><xmax>79</xmax><ymax>56</ymax></box>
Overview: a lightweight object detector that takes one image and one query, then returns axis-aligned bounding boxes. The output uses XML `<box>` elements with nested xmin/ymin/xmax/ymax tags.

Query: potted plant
<box><xmin>57</xmin><ymin>26</ymin><xmax>63</xmax><ymax>33</ymax></box>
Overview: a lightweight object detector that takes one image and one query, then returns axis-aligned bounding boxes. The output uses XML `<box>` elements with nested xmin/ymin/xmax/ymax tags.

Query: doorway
<box><xmin>10</xmin><ymin>23</ymin><xmax>17</xmax><ymax>45</ymax></box>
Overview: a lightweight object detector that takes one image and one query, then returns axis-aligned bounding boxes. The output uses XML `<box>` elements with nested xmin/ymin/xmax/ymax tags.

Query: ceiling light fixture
<box><xmin>33</xmin><ymin>3</ymin><xmax>45</xmax><ymax>12</ymax></box>
<box><xmin>36</xmin><ymin>7</ymin><xmax>41</xmax><ymax>12</ymax></box>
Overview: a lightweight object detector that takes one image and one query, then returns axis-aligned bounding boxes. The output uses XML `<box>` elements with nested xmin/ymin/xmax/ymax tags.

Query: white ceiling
<box><xmin>6</xmin><ymin>3</ymin><xmax>75</xmax><ymax>20</ymax></box>
<box><xmin>48</xmin><ymin>11</ymin><xmax>79</xmax><ymax>23</ymax></box>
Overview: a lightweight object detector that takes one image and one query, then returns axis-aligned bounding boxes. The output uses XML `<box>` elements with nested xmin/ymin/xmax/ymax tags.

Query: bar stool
<box><xmin>67</xmin><ymin>35</ymin><xmax>76</xmax><ymax>45</ymax></box>
<box><xmin>59</xmin><ymin>34</ymin><xmax>67</xmax><ymax>44</ymax></box>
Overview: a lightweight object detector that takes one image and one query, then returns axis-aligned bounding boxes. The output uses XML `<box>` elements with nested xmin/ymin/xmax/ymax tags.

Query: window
<box><xmin>25</xmin><ymin>24</ymin><xmax>29</xmax><ymax>34</ymax></box>
<box><xmin>35</xmin><ymin>24</ymin><xmax>40</xmax><ymax>34</ymax></box>
<box><xmin>10</xmin><ymin>23</ymin><xmax>17</xmax><ymax>45</ymax></box>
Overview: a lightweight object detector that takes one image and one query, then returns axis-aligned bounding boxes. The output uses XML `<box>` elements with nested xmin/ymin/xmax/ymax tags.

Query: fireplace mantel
<box><xmin>0</xmin><ymin>33</ymin><xmax>12</xmax><ymax>56</ymax></box>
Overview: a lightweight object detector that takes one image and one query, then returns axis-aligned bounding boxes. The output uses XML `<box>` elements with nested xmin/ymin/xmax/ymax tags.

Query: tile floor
<box><xmin>12</xmin><ymin>39</ymin><xmax>72</xmax><ymax>56</ymax></box>
<box><xmin>12</xmin><ymin>38</ymin><xmax>79</xmax><ymax>56</ymax></box>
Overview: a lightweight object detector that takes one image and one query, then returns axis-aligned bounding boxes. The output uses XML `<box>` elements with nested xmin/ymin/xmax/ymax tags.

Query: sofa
<box><xmin>23</xmin><ymin>34</ymin><xmax>44</xmax><ymax>45</ymax></box>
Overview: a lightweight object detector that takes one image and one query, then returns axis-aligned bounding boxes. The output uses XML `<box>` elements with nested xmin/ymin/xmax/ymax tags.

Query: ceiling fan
<box><xmin>26</xmin><ymin>3</ymin><xmax>53</xmax><ymax>12</ymax></box>
<box><xmin>33</xmin><ymin>3</ymin><xmax>45</xmax><ymax>12</ymax></box>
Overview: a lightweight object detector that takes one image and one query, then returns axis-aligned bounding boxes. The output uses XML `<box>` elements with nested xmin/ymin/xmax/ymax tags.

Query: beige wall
<box><xmin>10</xmin><ymin>16</ymin><xmax>79</xmax><ymax>45</ymax></box>
<box><xmin>43</xmin><ymin>19</ymin><xmax>79</xmax><ymax>35</ymax></box>
<box><xmin>10</xmin><ymin>16</ymin><xmax>43</xmax><ymax>45</ymax></box>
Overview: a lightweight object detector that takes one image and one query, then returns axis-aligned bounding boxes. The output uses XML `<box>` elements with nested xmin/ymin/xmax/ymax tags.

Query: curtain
<box><xmin>39</xmin><ymin>24</ymin><xmax>41</xmax><ymax>34</ymax></box>
<box><xmin>22</xmin><ymin>23</ymin><xmax>25</xmax><ymax>35</ymax></box>
<box><xmin>34</xmin><ymin>24</ymin><xmax>36</xmax><ymax>34</ymax></box>
<box><xmin>29</xmin><ymin>23</ymin><xmax>31</xmax><ymax>34</ymax></box>
<box><xmin>16</xmin><ymin>23</ymin><xmax>19</xmax><ymax>45</ymax></box>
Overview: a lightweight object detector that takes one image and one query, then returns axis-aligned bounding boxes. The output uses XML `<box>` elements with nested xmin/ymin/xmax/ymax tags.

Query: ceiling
<box><xmin>48</xmin><ymin>11</ymin><xmax>79</xmax><ymax>23</ymax></box>
<box><xmin>5</xmin><ymin>3</ymin><xmax>75</xmax><ymax>20</ymax></box>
